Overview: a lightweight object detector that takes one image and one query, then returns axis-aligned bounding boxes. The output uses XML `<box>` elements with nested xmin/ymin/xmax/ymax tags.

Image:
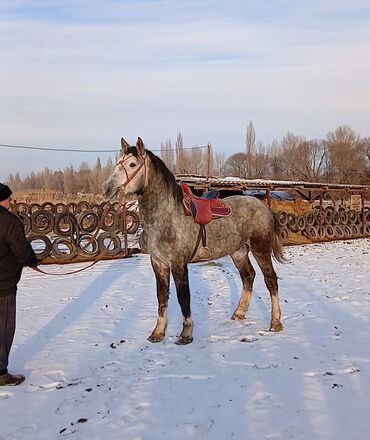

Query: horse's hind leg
<box><xmin>251</xmin><ymin>242</ymin><xmax>283</xmax><ymax>332</ymax></box>
<box><xmin>171</xmin><ymin>263</ymin><xmax>193</xmax><ymax>345</ymax></box>
<box><xmin>230</xmin><ymin>245</ymin><xmax>256</xmax><ymax>320</ymax></box>
<box><xmin>148</xmin><ymin>257</ymin><xmax>170</xmax><ymax>343</ymax></box>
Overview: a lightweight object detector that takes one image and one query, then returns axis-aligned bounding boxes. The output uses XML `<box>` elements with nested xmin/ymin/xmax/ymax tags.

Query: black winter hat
<box><xmin>0</xmin><ymin>183</ymin><xmax>12</xmax><ymax>201</ymax></box>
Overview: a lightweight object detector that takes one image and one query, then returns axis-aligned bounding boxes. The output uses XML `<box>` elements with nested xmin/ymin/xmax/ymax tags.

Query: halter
<box><xmin>115</xmin><ymin>150</ymin><xmax>147</xmax><ymax>193</ymax></box>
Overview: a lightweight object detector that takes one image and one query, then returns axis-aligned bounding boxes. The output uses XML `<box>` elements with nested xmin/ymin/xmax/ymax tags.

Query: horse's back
<box><xmin>186</xmin><ymin>195</ymin><xmax>278</xmax><ymax>261</ymax></box>
<box><xmin>223</xmin><ymin>195</ymin><xmax>274</xmax><ymax>226</ymax></box>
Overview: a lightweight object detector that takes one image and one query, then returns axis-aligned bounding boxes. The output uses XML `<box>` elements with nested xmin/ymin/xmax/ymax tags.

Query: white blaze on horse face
<box><xmin>104</xmin><ymin>152</ymin><xmax>146</xmax><ymax>197</ymax></box>
<box><xmin>119</xmin><ymin>153</ymin><xmax>146</xmax><ymax>196</ymax></box>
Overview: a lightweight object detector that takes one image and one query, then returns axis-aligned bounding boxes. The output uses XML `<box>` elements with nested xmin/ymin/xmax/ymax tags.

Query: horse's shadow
<box><xmin>12</xmin><ymin>264</ymin><xmax>123</xmax><ymax>372</ymax></box>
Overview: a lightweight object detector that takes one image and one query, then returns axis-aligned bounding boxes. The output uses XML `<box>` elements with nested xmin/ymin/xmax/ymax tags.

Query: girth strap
<box><xmin>189</xmin><ymin>225</ymin><xmax>210</xmax><ymax>262</ymax></box>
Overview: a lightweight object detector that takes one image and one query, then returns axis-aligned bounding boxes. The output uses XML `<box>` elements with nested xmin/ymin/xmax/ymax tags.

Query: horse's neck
<box><xmin>138</xmin><ymin>169</ymin><xmax>181</xmax><ymax>225</ymax></box>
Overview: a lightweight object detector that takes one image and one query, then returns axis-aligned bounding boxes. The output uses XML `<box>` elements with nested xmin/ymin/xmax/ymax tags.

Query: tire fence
<box><xmin>13</xmin><ymin>201</ymin><xmax>370</xmax><ymax>263</ymax></box>
<box><xmin>276</xmin><ymin>206</ymin><xmax>370</xmax><ymax>242</ymax></box>
<box><xmin>14</xmin><ymin>200</ymin><xmax>141</xmax><ymax>263</ymax></box>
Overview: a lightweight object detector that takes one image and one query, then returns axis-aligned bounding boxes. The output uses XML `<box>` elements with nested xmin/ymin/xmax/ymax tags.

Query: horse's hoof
<box><xmin>175</xmin><ymin>336</ymin><xmax>193</xmax><ymax>345</ymax></box>
<box><xmin>231</xmin><ymin>313</ymin><xmax>245</xmax><ymax>321</ymax></box>
<box><xmin>147</xmin><ymin>334</ymin><xmax>164</xmax><ymax>343</ymax></box>
<box><xmin>269</xmin><ymin>321</ymin><xmax>283</xmax><ymax>332</ymax></box>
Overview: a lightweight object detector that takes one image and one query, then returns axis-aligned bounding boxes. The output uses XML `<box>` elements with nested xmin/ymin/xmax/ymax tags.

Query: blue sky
<box><xmin>1</xmin><ymin>0</ymin><xmax>370</xmax><ymax>177</ymax></box>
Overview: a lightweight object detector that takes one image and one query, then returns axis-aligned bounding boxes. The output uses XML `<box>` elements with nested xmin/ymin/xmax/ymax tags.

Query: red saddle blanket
<box><xmin>180</xmin><ymin>183</ymin><xmax>232</xmax><ymax>225</ymax></box>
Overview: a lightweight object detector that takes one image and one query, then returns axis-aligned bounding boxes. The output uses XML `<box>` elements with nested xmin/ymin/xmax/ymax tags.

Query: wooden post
<box><xmin>266</xmin><ymin>189</ymin><xmax>271</xmax><ymax>208</ymax></box>
<box><xmin>205</xmin><ymin>143</ymin><xmax>211</xmax><ymax>192</ymax></box>
<box><xmin>206</xmin><ymin>144</ymin><xmax>211</xmax><ymax>179</ymax></box>
<box><xmin>319</xmin><ymin>190</ymin><xmax>324</xmax><ymax>239</ymax></box>
<box><xmin>361</xmin><ymin>192</ymin><xmax>366</xmax><ymax>236</ymax></box>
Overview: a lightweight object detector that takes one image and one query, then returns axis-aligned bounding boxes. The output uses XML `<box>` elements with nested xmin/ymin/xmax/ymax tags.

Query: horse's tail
<box><xmin>271</xmin><ymin>211</ymin><xmax>286</xmax><ymax>263</ymax></box>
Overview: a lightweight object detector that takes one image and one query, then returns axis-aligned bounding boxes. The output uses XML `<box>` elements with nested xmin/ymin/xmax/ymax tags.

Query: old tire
<box><xmin>30</xmin><ymin>209</ymin><xmax>54</xmax><ymax>235</ymax></box>
<box><xmin>304</xmin><ymin>211</ymin><xmax>316</xmax><ymax>227</ymax></box>
<box><xmin>29</xmin><ymin>203</ymin><xmax>41</xmax><ymax>214</ymax></box>
<box><xmin>16</xmin><ymin>202</ymin><xmax>29</xmax><ymax>215</ymax></box>
<box><xmin>53</xmin><ymin>213</ymin><xmax>79</xmax><ymax>238</ymax></box>
<box><xmin>334</xmin><ymin>226</ymin><xmax>345</xmax><ymax>239</ymax></box>
<box><xmin>41</xmin><ymin>202</ymin><xmax>55</xmax><ymax>213</ymax></box>
<box><xmin>67</xmin><ymin>202</ymin><xmax>78</xmax><ymax>215</ymax></box>
<box><xmin>77</xmin><ymin>234</ymin><xmax>100</xmax><ymax>258</ymax></box>
<box><xmin>97</xmin><ymin>232</ymin><xmax>122</xmax><ymax>256</ymax></box>
<box><xmin>101</xmin><ymin>207</ymin><xmax>119</xmax><ymax>232</ymax></box>
<box><xmin>55</xmin><ymin>203</ymin><xmax>67</xmax><ymax>214</ymax></box>
<box><xmin>18</xmin><ymin>213</ymin><xmax>31</xmax><ymax>235</ymax></box>
<box><xmin>323</xmin><ymin>225</ymin><xmax>335</xmax><ymax>239</ymax></box>
<box><xmin>78</xmin><ymin>201</ymin><xmax>90</xmax><ymax>213</ymax></box>
<box><xmin>280</xmin><ymin>228</ymin><xmax>289</xmax><ymax>241</ymax></box>
<box><xmin>276</xmin><ymin>211</ymin><xmax>289</xmax><ymax>227</ymax></box>
<box><xmin>78</xmin><ymin>210</ymin><xmax>100</xmax><ymax>234</ymax></box>
<box><xmin>28</xmin><ymin>234</ymin><xmax>52</xmax><ymax>260</ymax></box>
<box><xmin>51</xmin><ymin>237</ymin><xmax>77</xmax><ymax>260</ymax></box>
<box><xmin>119</xmin><ymin>211</ymin><xmax>140</xmax><ymax>234</ymax></box>
<box><xmin>304</xmin><ymin>226</ymin><xmax>319</xmax><ymax>240</ymax></box>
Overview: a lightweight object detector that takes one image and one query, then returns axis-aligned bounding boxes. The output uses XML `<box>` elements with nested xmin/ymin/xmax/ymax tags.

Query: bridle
<box><xmin>115</xmin><ymin>150</ymin><xmax>147</xmax><ymax>193</ymax></box>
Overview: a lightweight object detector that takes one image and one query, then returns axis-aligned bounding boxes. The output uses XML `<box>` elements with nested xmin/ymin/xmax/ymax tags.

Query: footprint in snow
<box><xmin>0</xmin><ymin>391</ymin><xmax>14</xmax><ymax>399</ymax></box>
<box><xmin>252</xmin><ymin>392</ymin><xmax>281</xmax><ymax>409</ymax></box>
<box><xmin>240</xmin><ymin>336</ymin><xmax>258</xmax><ymax>343</ymax></box>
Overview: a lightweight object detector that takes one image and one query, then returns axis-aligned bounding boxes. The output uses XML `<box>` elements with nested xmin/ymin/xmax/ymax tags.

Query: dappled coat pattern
<box><xmin>102</xmin><ymin>138</ymin><xmax>284</xmax><ymax>344</ymax></box>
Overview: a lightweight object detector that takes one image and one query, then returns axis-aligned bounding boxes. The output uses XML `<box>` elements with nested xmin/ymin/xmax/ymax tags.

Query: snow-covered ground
<box><xmin>1</xmin><ymin>239</ymin><xmax>369</xmax><ymax>440</ymax></box>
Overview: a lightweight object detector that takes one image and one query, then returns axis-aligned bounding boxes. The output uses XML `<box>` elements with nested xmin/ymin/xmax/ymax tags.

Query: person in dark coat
<box><xmin>0</xmin><ymin>183</ymin><xmax>38</xmax><ymax>386</ymax></box>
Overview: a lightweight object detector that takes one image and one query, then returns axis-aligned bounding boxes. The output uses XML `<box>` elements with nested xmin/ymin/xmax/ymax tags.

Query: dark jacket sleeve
<box><xmin>7</xmin><ymin>217</ymin><xmax>38</xmax><ymax>267</ymax></box>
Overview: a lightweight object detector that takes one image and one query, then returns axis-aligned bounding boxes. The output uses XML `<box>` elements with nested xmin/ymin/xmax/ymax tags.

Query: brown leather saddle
<box><xmin>181</xmin><ymin>183</ymin><xmax>231</xmax><ymax>225</ymax></box>
<box><xmin>180</xmin><ymin>183</ymin><xmax>231</xmax><ymax>260</ymax></box>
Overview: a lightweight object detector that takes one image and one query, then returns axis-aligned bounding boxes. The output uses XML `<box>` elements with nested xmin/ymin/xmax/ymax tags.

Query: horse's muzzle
<box><xmin>102</xmin><ymin>181</ymin><xmax>113</xmax><ymax>199</ymax></box>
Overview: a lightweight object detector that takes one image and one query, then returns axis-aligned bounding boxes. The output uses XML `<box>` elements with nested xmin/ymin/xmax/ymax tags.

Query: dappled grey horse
<box><xmin>102</xmin><ymin>138</ymin><xmax>285</xmax><ymax>344</ymax></box>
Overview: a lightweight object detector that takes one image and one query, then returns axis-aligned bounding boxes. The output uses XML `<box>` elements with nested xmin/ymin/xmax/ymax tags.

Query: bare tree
<box><xmin>224</xmin><ymin>153</ymin><xmax>248</xmax><ymax>178</ymax></box>
<box><xmin>358</xmin><ymin>136</ymin><xmax>370</xmax><ymax>183</ymax></box>
<box><xmin>160</xmin><ymin>139</ymin><xmax>175</xmax><ymax>172</ymax></box>
<box><xmin>246</xmin><ymin>120</ymin><xmax>255</xmax><ymax>177</ymax></box>
<box><xmin>63</xmin><ymin>165</ymin><xmax>77</xmax><ymax>194</ymax></box>
<box><xmin>175</xmin><ymin>132</ymin><xmax>188</xmax><ymax>174</ymax></box>
<box><xmin>211</xmin><ymin>151</ymin><xmax>226</xmax><ymax>176</ymax></box>
<box><xmin>326</xmin><ymin>125</ymin><xmax>364</xmax><ymax>183</ymax></box>
<box><xmin>251</xmin><ymin>143</ymin><xmax>271</xmax><ymax>178</ymax></box>
<box><xmin>187</xmin><ymin>147</ymin><xmax>206</xmax><ymax>175</ymax></box>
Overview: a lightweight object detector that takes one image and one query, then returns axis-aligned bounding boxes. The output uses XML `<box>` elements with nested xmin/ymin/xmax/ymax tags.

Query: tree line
<box><xmin>6</xmin><ymin>124</ymin><xmax>370</xmax><ymax>195</ymax></box>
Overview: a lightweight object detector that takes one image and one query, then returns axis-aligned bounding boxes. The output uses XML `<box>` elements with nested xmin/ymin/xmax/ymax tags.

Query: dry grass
<box><xmin>270</xmin><ymin>199</ymin><xmax>312</xmax><ymax>216</ymax></box>
<box><xmin>13</xmin><ymin>191</ymin><xmax>104</xmax><ymax>205</ymax></box>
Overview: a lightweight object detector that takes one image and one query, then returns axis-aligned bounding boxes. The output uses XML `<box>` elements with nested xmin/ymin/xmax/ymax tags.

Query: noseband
<box><xmin>115</xmin><ymin>151</ymin><xmax>147</xmax><ymax>192</ymax></box>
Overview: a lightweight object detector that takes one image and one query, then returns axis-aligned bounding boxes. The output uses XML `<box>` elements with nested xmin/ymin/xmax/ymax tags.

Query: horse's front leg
<box><xmin>171</xmin><ymin>263</ymin><xmax>193</xmax><ymax>345</ymax></box>
<box><xmin>148</xmin><ymin>257</ymin><xmax>170</xmax><ymax>343</ymax></box>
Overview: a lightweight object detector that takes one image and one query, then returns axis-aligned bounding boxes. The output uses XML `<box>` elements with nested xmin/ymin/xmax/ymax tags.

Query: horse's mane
<box><xmin>129</xmin><ymin>147</ymin><xmax>183</xmax><ymax>205</ymax></box>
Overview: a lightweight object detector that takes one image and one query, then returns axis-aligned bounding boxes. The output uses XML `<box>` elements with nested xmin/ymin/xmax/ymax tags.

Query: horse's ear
<box><xmin>121</xmin><ymin>138</ymin><xmax>130</xmax><ymax>155</ymax></box>
<box><xmin>136</xmin><ymin>137</ymin><xmax>145</xmax><ymax>156</ymax></box>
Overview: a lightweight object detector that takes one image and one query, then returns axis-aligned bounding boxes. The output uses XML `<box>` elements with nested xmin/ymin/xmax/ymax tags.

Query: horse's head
<box><xmin>102</xmin><ymin>137</ymin><xmax>147</xmax><ymax>199</ymax></box>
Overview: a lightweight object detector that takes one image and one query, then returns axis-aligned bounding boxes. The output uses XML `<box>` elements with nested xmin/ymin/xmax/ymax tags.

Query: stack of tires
<box><xmin>276</xmin><ymin>206</ymin><xmax>370</xmax><ymax>242</ymax></box>
<box><xmin>15</xmin><ymin>201</ymin><xmax>140</xmax><ymax>262</ymax></box>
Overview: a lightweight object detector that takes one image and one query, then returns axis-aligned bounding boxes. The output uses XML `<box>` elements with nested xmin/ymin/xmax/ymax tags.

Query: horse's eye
<box><xmin>129</xmin><ymin>163</ymin><xmax>136</xmax><ymax>168</ymax></box>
